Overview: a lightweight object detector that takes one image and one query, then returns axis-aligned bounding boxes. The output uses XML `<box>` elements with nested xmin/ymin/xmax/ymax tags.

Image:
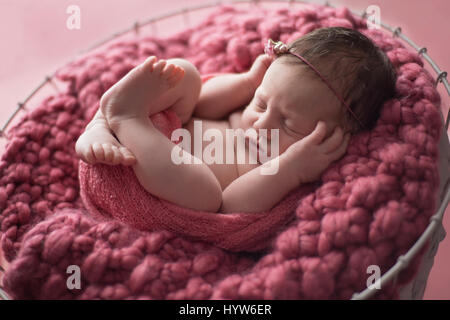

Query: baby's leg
<box><xmin>101</xmin><ymin>57</ymin><xmax>222</xmax><ymax>212</ymax></box>
<box><xmin>76</xmin><ymin>58</ymin><xmax>199</xmax><ymax>166</ymax></box>
<box><xmin>101</xmin><ymin>57</ymin><xmax>200</xmax><ymax>126</ymax></box>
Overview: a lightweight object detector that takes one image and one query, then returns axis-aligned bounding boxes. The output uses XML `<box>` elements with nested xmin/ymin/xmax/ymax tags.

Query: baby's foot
<box><xmin>246</xmin><ymin>54</ymin><xmax>273</xmax><ymax>91</ymax></box>
<box><xmin>100</xmin><ymin>56</ymin><xmax>185</xmax><ymax>129</ymax></box>
<box><xmin>75</xmin><ymin>120</ymin><xmax>137</xmax><ymax>166</ymax></box>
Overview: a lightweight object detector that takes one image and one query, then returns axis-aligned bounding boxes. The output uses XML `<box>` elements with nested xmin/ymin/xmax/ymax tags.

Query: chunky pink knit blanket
<box><xmin>0</xmin><ymin>4</ymin><xmax>443</xmax><ymax>299</ymax></box>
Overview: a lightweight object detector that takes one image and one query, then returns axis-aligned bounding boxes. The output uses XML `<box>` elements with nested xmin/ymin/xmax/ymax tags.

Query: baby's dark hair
<box><xmin>280</xmin><ymin>27</ymin><xmax>397</xmax><ymax>134</ymax></box>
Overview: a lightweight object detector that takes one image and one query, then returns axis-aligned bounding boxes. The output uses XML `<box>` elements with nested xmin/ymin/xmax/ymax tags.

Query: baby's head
<box><xmin>242</xmin><ymin>27</ymin><xmax>397</xmax><ymax>155</ymax></box>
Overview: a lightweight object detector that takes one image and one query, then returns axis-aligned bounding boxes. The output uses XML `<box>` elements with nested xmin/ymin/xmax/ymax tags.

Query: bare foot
<box><xmin>246</xmin><ymin>54</ymin><xmax>273</xmax><ymax>91</ymax></box>
<box><xmin>100</xmin><ymin>56</ymin><xmax>185</xmax><ymax>129</ymax></box>
<box><xmin>75</xmin><ymin>119</ymin><xmax>137</xmax><ymax>166</ymax></box>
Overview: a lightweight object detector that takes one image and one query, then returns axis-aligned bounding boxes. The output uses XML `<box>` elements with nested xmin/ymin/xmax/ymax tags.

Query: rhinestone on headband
<box><xmin>264</xmin><ymin>39</ymin><xmax>365</xmax><ymax>129</ymax></box>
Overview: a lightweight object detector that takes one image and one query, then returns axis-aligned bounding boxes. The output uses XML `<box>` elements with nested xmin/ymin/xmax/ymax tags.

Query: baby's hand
<box><xmin>247</xmin><ymin>54</ymin><xmax>273</xmax><ymax>90</ymax></box>
<box><xmin>282</xmin><ymin>121</ymin><xmax>350</xmax><ymax>185</ymax></box>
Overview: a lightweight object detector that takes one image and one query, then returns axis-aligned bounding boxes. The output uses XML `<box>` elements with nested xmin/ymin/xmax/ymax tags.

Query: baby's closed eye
<box><xmin>282</xmin><ymin>118</ymin><xmax>300</xmax><ymax>135</ymax></box>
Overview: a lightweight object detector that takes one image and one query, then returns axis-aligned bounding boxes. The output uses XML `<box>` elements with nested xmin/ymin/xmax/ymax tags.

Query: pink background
<box><xmin>0</xmin><ymin>0</ymin><xmax>448</xmax><ymax>299</ymax></box>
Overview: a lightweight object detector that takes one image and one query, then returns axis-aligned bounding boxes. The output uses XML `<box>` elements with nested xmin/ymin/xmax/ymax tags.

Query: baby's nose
<box><xmin>253</xmin><ymin>112</ymin><xmax>277</xmax><ymax>131</ymax></box>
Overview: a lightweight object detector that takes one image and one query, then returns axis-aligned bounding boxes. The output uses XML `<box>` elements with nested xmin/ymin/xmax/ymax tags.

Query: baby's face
<box><xmin>241</xmin><ymin>58</ymin><xmax>343</xmax><ymax>156</ymax></box>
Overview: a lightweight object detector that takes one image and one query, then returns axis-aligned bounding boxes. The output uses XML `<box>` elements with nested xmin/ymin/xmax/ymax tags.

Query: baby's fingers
<box><xmin>321</xmin><ymin>126</ymin><xmax>344</xmax><ymax>153</ymax></box>
<box><xmin>303</xmin><ymin>121</ymin><xmax>328</xmax><ymax>146</ymax></box>
<box><xmin>328</xmin><ymin>133</ymin><xmax>351</xmax><ymax>161</ymax></box>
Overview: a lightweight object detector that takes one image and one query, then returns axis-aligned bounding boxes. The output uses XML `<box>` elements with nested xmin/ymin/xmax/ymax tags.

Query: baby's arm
<box><xmin>194</xmin><ymin>54</ymin><xmax>272</xmax><ymax>119</ymax></box>
<box><xmin>194</xmin><ymin>73</ymin><xmax>254</xmax><ymax>119</ymax></box>
<box><xmin>220</xmin><ymin>155</ymin><xmax>298</xmax><ymax>213</ymax></box>
<box><xmin>221</xmin><ymin>121</ymin><xmax>350</xmax><ymax>213</ymax></box>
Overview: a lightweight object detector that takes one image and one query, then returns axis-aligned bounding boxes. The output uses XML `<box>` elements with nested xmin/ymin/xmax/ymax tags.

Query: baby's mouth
<box><xmin>245</xmin><ymin>135</ymin><xmax>268</xmax><ymax>164</ymax></box>
<box><xmin>245</xmin><ymin>136</ymin><xmax>259</xmax><ymax>150</ymax></box>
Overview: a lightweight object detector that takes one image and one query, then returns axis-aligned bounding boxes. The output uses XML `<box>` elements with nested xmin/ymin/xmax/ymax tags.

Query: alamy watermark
<box><xmin>66</xmin><ymin>5</ymin><xmax>81</xmax><ymax>30</ymax></box>
<box><xmin>366</xmin><ymin>5</ymin><xmax>381</xmax><ymax>30</ymax></box>
<box><xmin>366</xmin><ymin>265</ymin><xmax>381</xmax><ymax>290</ymax></box>
<box><xmin>64</xmin><ymin>263</ymin><xmax>381</xmax><ymax>292</ymax></box>
<box><xmin>170</xmin><ymin>120</ymin><xmax>280</xmax><ymax>175</ymax></box>
<box><xmin>66</xmin><ymin>265</ymin><xmax>81</xmax><ymax>290</ymax></box>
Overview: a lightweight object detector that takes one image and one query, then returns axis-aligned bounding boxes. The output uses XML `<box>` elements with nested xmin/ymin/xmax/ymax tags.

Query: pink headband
<box><xmin>264</xmin><ymin>39</ymin><xmax>365</xmax><ymax>129</ymax></box>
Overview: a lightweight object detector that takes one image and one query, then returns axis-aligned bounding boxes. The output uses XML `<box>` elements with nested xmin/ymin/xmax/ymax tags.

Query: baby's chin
<box><xmin>245</xmin><ymin>138</ymin><xmax>284</xmax><ymax>165</ymax></box>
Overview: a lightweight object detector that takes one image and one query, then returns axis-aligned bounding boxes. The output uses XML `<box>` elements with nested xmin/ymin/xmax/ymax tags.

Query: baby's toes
<box><xmin>140</xmin><ymin>56</ymin><xmax>158</xmax><ymax>73</ymax></box>
<box><xmin>80</xmin><ymin>146</ymin><xmax>96</xmax><ymax>164</ymax></box>
<box><xmin>162</xmin><ymin>63</ymin><xmax>175</xmax><ymax>76</ymax></box>
<box><xmin>92</xmin><ymin>142</ymin><xmax>106</xmax><ymax>162</ymax></box>
<box><xmin>170</xmin><ymin>66</ymin><xmax>185</xmax><ymax>84</ymax></box>
<box><xmin>161</xmin><ymin>64</ymin><xmax>176</xmax><ymax>84</ymax></box>
<box><xmin>119</xmin><ymin>147</ymin><xmax>137</xmax><ymax>165</ymax></box>
<box><xmin>152</xmin><ymin>59</ymin><xmax>167</xmax><ymax>75</ymax></box>
<box><xmin>102</xmin><ymin>144</ymin><xmax>124</xmax><ymax>165</ymax></box>
<box><xmin>110</xmin><ymin>145</ymin><xmax>124</xmax><ymax>165</ymax></box>
<box><xmin>165</xmin><ymin>65</ymin><xmax>185</xmax><ymax>87</ymax></box>
<box><xmin>101</xmin><ymin>143</ymin><xmax>115</xmax><ymax>163</ymax></box>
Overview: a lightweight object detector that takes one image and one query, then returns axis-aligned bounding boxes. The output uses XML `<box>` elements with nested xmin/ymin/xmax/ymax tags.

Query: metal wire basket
<box><xmin>0</xmin><ymin>0</ymin><xmax>449</xmax><ymax>300</ymax></box>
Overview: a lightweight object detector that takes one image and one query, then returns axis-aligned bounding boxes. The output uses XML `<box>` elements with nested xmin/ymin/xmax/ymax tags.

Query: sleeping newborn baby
<box><xmin>75</xmin><ymin>27</ymin><xmax>396</xmax><ymax>213</ymax></box>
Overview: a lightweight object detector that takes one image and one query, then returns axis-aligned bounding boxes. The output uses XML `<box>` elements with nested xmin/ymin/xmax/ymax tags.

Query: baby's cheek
<box><xmin>279</xmin><ymin>135</ymin><xmax>304</xmax><ymax>154</ymax></box>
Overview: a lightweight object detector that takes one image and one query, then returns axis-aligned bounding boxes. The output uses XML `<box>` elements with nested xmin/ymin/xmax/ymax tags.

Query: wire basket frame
<box><xmin>0</xmin><ymin>0</ymin><xmax>449</xmax><ymax>300</ymax></box>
